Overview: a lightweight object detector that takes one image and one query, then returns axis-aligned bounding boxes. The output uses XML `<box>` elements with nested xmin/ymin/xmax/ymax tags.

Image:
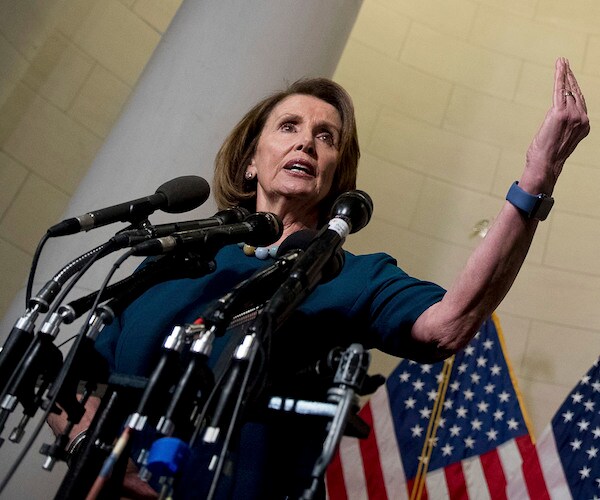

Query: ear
<box><xmin>245</xmin><ymin>160</ymin><xmax>257</xmax><ymax>178</ymax></box>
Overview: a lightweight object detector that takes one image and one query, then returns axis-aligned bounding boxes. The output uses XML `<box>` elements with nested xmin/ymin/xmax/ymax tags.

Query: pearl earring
<box><xmin>245</xmin><ymin>171</ymin><xmax>255</xmax><ymax>180</ymax></box>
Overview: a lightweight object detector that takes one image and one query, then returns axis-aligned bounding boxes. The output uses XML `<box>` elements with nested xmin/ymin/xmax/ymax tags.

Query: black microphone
<box><xmin>288</xmin><ymin>189</ymin><xmax>371</xmax><ymax>290</ymax></box>
<box><xmin>47</xmin><ymin>175</ymin><xmax>211</xmax><ymax>236</ymax></box>
<box><xmin>60</xmin><ymin>252</ymin><xmax>217</xmax><ymax>323</ymax></box>
<box><xmin>263</xmin><ymin>190</ymin><xmax>373</xmax><ymax>329</ymax></box>
<box><xmin>111</xmin><ymin>207</ymin><xmax>250</xmax><ymax>248</ymax></box>
<box><xmin>131</xmin><ymin>212</ymin><xmax>283</xmax><ymax>257</ymax></box>
<box><xmin>198</xmin><ymin>229</ymin><xmax>318</xmax><ymax>338</ymax></box>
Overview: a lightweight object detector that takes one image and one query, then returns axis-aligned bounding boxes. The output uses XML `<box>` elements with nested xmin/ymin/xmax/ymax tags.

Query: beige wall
<box><xmin>336</xmin><ymin>0</ymin><xmax>600</xmax><ymax>435</ymax></box>
<box><xmin>1</xmin><ymin>0</ymin><xmax>599</xmax><ymax>452</ymax></box>
<box><xmin>0</xmin><ymin>0</ymin><xmax>182</xmax><ymax>317</ymax></box>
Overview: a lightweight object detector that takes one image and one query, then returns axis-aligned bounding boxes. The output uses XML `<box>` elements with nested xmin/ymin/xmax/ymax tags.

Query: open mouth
<box><xmin>284</xmin><ymin>160</ymin><xmax>315</xmax><ymax>176</ymax></box>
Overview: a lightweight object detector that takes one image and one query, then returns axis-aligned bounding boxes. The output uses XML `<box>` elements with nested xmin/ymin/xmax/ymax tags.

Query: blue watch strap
<box><xmin>506</xmin><ymin>181</ymin><xmax>554</xmax><ymax>221</ymax></box>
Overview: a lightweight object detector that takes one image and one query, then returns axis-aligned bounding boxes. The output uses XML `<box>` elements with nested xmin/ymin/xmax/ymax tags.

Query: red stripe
<box><xmin>480</xmin><ymin>448</ymin><xmax>507</xmax><ymax>500</ymax></box>
<box><xmin>444</xmin><ymin>461</ymin><xmax>468</xmax><ymax>500</ymax></box>
<box><xmin>516</xmin><ymin>435</ymin><xmax>551</xmax><ymax>500</ymax></box>
<box><xmin>359</xmin><ymin>403</ymin><xmax>389</xmax><ymax>500</ymax></box>
<box><xmin>326</xmin><ymin>448</ymin><xmax>348</xmax><ymax>500</ymax></box>
<box><xmin>406</xmin><ymin>477</ymin><xmax>428</xmax><ymax>500</ymax></box>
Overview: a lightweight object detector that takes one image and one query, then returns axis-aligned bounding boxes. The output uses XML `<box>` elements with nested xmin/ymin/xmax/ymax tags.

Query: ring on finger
<box><xmin>564</xmin><ymin>90</ymin><xmax>575</xmax><ymax>98</ymax></box>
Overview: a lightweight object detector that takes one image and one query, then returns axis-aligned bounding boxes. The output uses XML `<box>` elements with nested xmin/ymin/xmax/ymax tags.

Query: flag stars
<box><xmin>498</xmin><ymin>391</ymin><xmax>511</xmax><ymax>403</ymax></box>
<box><xmin>458</xmin><ymin>363</ymin><xmax>468</xmax><ymax>374</ymax></box>
<box><xmin>405</xmin><ymin>397</ymin><xmax>416</xmax><ymax>409</ymax></box>
<box><xmin>490</xmin><ymin>364</ymin><xmax>502</xmax><ymax>376</ymax></box>
<box><xmin>493</xmin><ymin>409</ymin><xmax>505</xmax><ymax>421</ymax></box>
<box><xmin>579</xmin><ymin>466</ymin><xmax>592</xmax><ymax>479</ymax></box>
<box><xmin>563</xmin><ymin>410</ymin><xmax>575</xmax><ymax>423</ymax></box>
<box><xmin>477</xmin><ymin>401</ymin><xmax>490</xmax><ymax>413</ymax></box>
<box><xmin>592</xmin><ymin>380</ymin><xmax>600</xmax><ymax>393</ymax></box>
<box><xmin>449</xmin><ymin>425</ymin><xmax>462</xmax><ymax>437</ymax></box>
<box><xmin>465</xmin><ymin>345</ymin><xmax>475</xmax><ymax>356</ymax></box>
<box><xmin>411</xmin><ymin>424</ymin><xmax>424</xmax><ymax>438</ymax></box>
<box><xmin>570</xmin><ymin>438</ymin><xmax>583</xmax><ymax>451</ymax></box>
<box><xmin>419</xmin><ymin>407</ymin><xmax>432</xmax><ymax>420</ymax></box>
<box><xmin>471</xmin><ymin>373</ymin><xmax>481</xmax><ymax>385</ymax></box>
<box><xmin>441</xmin><ymin>443</ymin><xmax>454</xmax><ymax>456</ymax></box>
<box><xmin>464</xmin><ymin>389</ymin><xmax>475</xmax><ymax>401</ymax></box>
<box><xmin>572</xmin><ymin>391</ymin><xmax>584</xmax><ymax>404</ymax></box>
<box><xmin>507</xmin><ymin>418</ymin><xmax>519</xmax><ymax>430</ymax></box>
<box><xmin>584</xmin><ymin>399</ymin><xmax>596</xmax><ymax>412</ymax></box>
<box><xmin>486</xmin><ymin>429</ymin><xmax>499</xmax><ymax>441</ymax></box>
<box><xmin>438</xmin><ymin>417</ymin><xmax>446</xmax><ymax>429</ymax></box>
<box><xmin>413</xmin><ymin>379</ymin><xmax>425</xmax><ymax>391</ymax></box>
<box><xmin>398</xmin><ymin>371</ymin><xmax>411</xmax><ymax>383</ymax></box>
<box><xmin>484</xmin><ymin>383</ymin><xmax>496</xmax><ymax>394</ymax></box>
<box><xmin>476</xmin><ymin>356</ymin><xmax>487</xmax><ymax>368</ymax></box>
<box><xmin>483</xmin><ymin>339</ymin><xmax>494</xmax><ymax>350</ymax></box>
<box><xmin>427</xmin><ymin>389</ymin><xmax>439</xmax><ymax>401</ymax></box>
<box><xmin>421</xmin><ymin>364</ymin><xmax>433</xmax><ymax>374</ymax></box>
<box><xmin>443</xmin><ymin>399</ymin><xmax>454</xmax><ymax>410</ymax></box>
<box><xmin>450</xmin><ymin>381</ymin><xmax>461</xmax><ymax>392</ymax></box>
<box><xmin>577</xmin><ymin>419</ymin><xmax>591</xmax><ymax>432</ymax></box>
<box><xmin>586</xmin><ymin>446</ymin><xmax>598</xmax><ymax>459</ymax></box>
<box><xmin>471</xmin><ymin>418</ymin><xmax>483</xmax><ymax>431</ymax></box>
<box><xmin>464</xmin><ymin>436</ymin><xmax>476</xmax><ymax>449</ymax></box>
<box><xmin>456</xmin><ymin>406</ymin><xmax>468</xmax><ymax>418</ymax></box>
<box><xmin>592</xmin><ymin>427</ymin><xmax>600</xmax><ymax>439</ymax></box>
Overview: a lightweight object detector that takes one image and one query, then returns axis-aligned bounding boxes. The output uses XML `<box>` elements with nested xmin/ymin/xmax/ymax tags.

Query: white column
<box><xmin>0</xmin><ymin>1</ymin><xmax>361</xmax><ymax>497</ymax></box>
<box><xmin>2</xmin><ymin>0</ymin><xmax>362</xmax><ymax>331</ymax></box>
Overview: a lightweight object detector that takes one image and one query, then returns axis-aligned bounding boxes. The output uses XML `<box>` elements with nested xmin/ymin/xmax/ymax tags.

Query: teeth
<box><xmin>290</xmin><ymin>163</ymin><xmax>309</xmax><ymax>172</ymax></box>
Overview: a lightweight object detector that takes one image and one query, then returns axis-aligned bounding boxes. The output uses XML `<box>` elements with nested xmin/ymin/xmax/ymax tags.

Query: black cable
<box><xmin>26</xmin><ymin>232</ymin><xmax>50</xmax><ymax>306</ymax></box>
<box><xmin>0</xmin><ymin>247</ymin><xmax>136</xmax><ymax>495</ymax></box>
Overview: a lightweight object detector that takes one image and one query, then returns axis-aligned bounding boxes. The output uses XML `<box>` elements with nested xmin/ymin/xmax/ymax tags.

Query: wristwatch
<box><xmin>506</xmin><ymin>181</ymin><xmax>554</xmax><ymax>221</ymax></box>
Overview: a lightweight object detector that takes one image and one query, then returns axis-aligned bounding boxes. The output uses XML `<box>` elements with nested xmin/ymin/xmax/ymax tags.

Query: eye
<box><xmin>317</xmin><ymin>131</ymin><xmax>336</xmax><ymax>147</ymax></box>
<box><xmin>280</xmin><ymin>121</ymin><xmax>297</xmax><ymax>132</ymax></box>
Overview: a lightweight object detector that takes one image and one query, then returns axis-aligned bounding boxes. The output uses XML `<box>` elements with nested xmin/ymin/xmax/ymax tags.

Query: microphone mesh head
<box><xmin>330</xmin><ymin>190</ymin><xmax>373</xmax><ymax>233</ymax></box>
<box><xmin>157</xmin><ymin>175</ymin><xmax>211</xmax><ymax>213</ymax></box>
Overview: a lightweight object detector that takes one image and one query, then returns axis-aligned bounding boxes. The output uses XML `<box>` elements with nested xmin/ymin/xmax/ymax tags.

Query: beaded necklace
<box><xmin>238</xmin><ymin>242</ymin><xmax>279</xmax><ymax>260</ymax></box>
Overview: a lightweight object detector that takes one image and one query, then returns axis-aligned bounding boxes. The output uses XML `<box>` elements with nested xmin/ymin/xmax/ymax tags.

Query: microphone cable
<box><xmin>0</xmin><ymin>245</ymin><xmax>133</xmax><ymax>497</ymax></box>
<box><xmin>25</xmin><ymin>231</ymin><xmax>50</xmax><ymax>306</ymax></box>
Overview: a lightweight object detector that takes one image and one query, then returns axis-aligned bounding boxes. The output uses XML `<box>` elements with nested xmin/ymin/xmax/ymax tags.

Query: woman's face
<box><xmin>249</xmin><ymin>94</ymin><xmax>342</xmax><ymax>217</ymax></box>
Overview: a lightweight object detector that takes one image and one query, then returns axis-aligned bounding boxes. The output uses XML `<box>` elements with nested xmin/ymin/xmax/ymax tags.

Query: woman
<box><xmin>55</xmin><ymin>57</ymin><xmax>589</xmax><ymax>498</ymax></box>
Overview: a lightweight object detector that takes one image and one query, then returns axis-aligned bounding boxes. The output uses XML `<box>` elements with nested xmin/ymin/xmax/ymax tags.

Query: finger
<box><xmin>553</xmin><ymin>57</ymin><xmax>568</xmax><ymax>108</ymax></box>
<box><xmin>565</xmin><ymin>62</ymin><xmax>588</xmax><ymax>114</ymax></box>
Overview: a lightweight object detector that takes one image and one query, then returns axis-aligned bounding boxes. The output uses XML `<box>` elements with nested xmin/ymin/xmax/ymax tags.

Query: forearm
<box><xmin>410</xmin><ymin>57</ymin><xmax>589</xmax><ymax>358</ymax></box>
<box><xmin>411</xmin><ymin>198</ymin><xmax>537</xmax><ymax>355</ymax></box>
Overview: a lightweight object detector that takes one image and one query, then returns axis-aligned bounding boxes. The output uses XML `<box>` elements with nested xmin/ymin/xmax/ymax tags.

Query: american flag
<box><xmin>536</xmin><ymin>357</ymin><xmax>600</xmax><ymax>499</ymax></box>
<box><xmin>326</xmin><ymin>315</ymin><xmax>549</xmax><ymax>499</ymax></box>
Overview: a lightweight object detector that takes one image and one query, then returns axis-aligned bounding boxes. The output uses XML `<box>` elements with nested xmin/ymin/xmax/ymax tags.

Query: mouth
<box><xmin>283</xmin><ymin>159</ymin><xmax>316</xmax><ymax>177</ymax></box>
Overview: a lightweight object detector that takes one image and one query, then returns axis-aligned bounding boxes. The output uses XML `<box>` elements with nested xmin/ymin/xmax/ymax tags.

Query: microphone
<box><xmin>60</xmin><ymin>252</ymin><xmax>217</xmax><ymax>323</ymax></box>
<box><xmin>293</xmin><ymin>189</ymin><xmax>371</xmax><ymax>286</ymax></box>
<box><xmin>263</xmin><ymin>190</ymin><xmax>373</xmax><ymax>329</ymax></box>
<box><xmin>47</xmin><ymin>175</ymin><xmax>211</xmax><ymax>236</ymax></box>
<box><xmin>111</xmin><ymin>207</ymin><xmax>250</xmax><ymax>247</ymax></box>
<box><xmin>131</xmin><ymin>212</ymin><xmax>283</xmax><ymax>257</ymax></box>
<box><xmin>198</xmin><ymin>229</ymin><xmax>318</xmax><ymax>338</ymax></box>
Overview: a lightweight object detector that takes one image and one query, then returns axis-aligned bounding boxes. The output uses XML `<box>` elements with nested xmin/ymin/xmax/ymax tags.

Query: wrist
<box><xmin>506</xmin><ymin>181</ymin><xmax>554</xmax><ymax>221</ymax></box>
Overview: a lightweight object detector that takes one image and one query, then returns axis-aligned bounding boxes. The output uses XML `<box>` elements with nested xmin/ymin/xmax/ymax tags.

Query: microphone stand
<box><xmin>51</xmin><ymin>250</ymin><xmax>219</xmax><ymax>499</ymax></box>
<box><xmin>301</xmin><ymin>343</ymin><xmax>370</xmax><ymax>500</ymax></box>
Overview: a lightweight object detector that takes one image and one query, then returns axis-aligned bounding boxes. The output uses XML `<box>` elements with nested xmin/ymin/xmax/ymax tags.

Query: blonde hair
<box><xmin>213</xmin><ymin>78</ymin><xmax>360</xmax><ymax>222</ymax></box>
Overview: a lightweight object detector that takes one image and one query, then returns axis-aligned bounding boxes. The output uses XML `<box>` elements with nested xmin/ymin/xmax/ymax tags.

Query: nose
<box><xmin>295</xmin><ymin>133</ymin><xmax>316</xmax><ymax>157</ymax></box>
